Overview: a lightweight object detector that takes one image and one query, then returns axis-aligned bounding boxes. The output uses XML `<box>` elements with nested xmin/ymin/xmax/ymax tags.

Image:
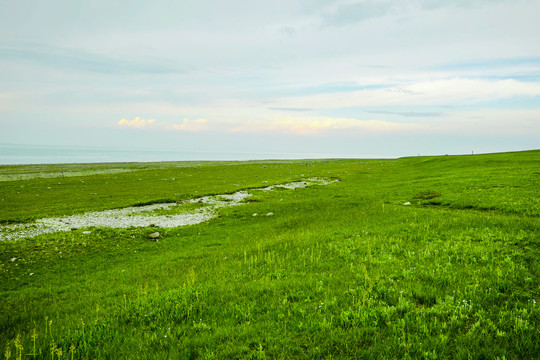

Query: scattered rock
<box><xmin>149</xmin><ymin>232</ymin><xmax>160</xmax><ymax>240</ymax></box>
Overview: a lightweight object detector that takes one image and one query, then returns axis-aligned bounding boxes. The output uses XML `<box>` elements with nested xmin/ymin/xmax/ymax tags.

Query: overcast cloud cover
<box><xmin>1</xmin><ymin>0</ymin><xmax>539</xmax><ymax>158</ymax></box>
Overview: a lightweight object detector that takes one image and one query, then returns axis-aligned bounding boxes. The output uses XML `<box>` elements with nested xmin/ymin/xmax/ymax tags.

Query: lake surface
<box><xmin>0</xmin><ymin>143</ymin><xmax>376</xmax><ymax>165</ymax></box>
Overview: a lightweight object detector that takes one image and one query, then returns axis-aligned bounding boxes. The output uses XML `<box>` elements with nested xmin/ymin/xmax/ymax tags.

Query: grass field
<box><xmin>1</xmin><ymin>151</ymin><xmax>539</xmax><ymax>359</ymax></box>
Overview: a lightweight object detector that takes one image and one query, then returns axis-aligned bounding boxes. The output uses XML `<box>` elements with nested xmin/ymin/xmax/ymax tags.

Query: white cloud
<box><xmin>273</xmin><ymin>78</ymin><xmax>540</xmax><ymax>109</ymax></box>
<box><xmin>229</xmin><ymin>116</ymin><xmax>420</xmax><ymax>135</ymax></box>
<box><xmin>117</xmin><ymin>117</ymin><xmax>210</xmax><ymax>132</ymax></box>
<box><xmin>118</xmin><ymin>117</ymin><xmax>156</xmax><ymax>128</ymax></box>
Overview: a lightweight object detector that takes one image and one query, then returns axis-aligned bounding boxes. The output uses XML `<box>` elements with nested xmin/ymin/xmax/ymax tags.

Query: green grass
<box><xmin>1</xmin><ymin>151</ymin><xmax>539</xmax><ymax>359</ymax></box>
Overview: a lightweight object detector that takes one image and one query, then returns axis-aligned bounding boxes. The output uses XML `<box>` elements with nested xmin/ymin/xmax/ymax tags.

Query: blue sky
<box><xmin>1</xmin><ymin>0</ymin><xmax>539</xmax><ymax>158</ymax></box>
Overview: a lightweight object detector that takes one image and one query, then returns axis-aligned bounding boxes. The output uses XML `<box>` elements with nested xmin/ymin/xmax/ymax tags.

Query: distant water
<box><xmin>0</xmin><ymin>143</ymin><xmax>371</xmax><ymax>165</ymax></box>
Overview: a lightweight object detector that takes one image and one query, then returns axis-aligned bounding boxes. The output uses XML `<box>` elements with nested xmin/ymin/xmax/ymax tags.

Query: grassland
<box><xmin>0</xmin><ymin>151</ymin><xmax>539</xmax><ymax>359</ymax></box>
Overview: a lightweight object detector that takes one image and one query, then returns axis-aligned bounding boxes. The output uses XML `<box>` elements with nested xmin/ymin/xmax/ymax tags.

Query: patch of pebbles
<box><xmin>0</xmin><ymin>178</ymin><xmax>338</xmax><ymax>241</ymax></box>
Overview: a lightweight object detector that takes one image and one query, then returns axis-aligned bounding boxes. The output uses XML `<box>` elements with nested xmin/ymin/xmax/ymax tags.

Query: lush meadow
<box><xmin>1</xmin><ymin>151</ymin><xmax>539</xmax><ymax>359</ymax></box>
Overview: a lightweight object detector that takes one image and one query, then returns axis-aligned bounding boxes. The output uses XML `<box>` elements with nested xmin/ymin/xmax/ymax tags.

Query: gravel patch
<box><xmin>256</xmin><ymin>177</ymin><xmax>338</xmax><ymax>191</ymax></box>
<box><xmin>0</xmin><ymin>178</ymin><xmax>338</xmax><ymax>241</ymax></box>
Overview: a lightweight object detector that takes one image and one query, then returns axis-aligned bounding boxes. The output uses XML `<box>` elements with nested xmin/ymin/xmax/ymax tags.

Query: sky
<box><xmin>1</xmin><ymin>0</ymin><xmax>539</xmax><ymax>159</ymax></box>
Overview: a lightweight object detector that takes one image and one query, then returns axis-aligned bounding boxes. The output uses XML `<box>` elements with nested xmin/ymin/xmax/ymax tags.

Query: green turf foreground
<box><xmin>1</xmin><ymin>151</ymin><xmax>539</xmax><ymax>359</ymax></box>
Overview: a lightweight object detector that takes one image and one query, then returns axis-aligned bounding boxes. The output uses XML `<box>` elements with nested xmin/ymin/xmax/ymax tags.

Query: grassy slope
<box><xmin>0</xmin><ymin>151</ymin><xmax>539</xmax><ymax>359</ymax></box>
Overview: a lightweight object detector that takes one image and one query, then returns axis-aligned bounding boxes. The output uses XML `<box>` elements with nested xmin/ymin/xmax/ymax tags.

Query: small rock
<box><xmin>11</xmin><ymin>257</ymin><xmax>16</xmax><ymax>262</ymax></box>
<box><xmin>266</xmin><ymin>212</ymin><xmax>274</xmax><ymax>216</ymax></box>
<box><xmin>403</xmin><ymin>202</ymin><xmax>411</xmax><ymax>206</ymax></box>
<box><xmin>82</xmin><ymin>231</ymin><xmax>91</xmax><ymax>234</ymax></box>
<box><xmin>252</xmin><ymin>213</ymin><xmax>258</xmax><ymax>217</ymax></box>
<box><xmin>29</xmin><ymin>273</ymin><xmax>34</xmax><ymax>276</ymax></box>
<box><xmin>149</xmin><ymin>232</ymin><xmax>160</xmax><ymax>240</ymax></box>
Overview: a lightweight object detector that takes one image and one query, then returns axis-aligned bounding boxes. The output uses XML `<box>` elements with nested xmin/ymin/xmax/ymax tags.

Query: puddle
<box><xmin>0</xmin><ymin>178</ymin><xmax>338</xmax><ymax>241</ymax></box>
